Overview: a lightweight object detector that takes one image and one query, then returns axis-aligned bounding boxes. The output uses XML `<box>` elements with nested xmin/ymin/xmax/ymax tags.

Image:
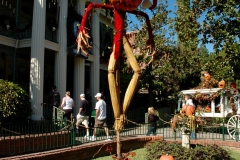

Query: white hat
<box><xmin>80</xmin><ymin>93</ymin><xmax>85</xmax><ymax>97</ymax></box>
<box><xmin>95</xmin><ymin>93</ymin><xmax>102</xmax><ymax>97</ymax></box>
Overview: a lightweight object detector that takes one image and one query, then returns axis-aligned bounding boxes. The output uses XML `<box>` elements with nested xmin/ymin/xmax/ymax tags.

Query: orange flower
<box><xmin>105</xmin><ymin>145</ymin><xmax>113</xmax><ymax>154</ymax></box>
<box><xmin>128</xmin><ymin>152</ymin><xmax>136</xmax><ymax>157</ymax></box>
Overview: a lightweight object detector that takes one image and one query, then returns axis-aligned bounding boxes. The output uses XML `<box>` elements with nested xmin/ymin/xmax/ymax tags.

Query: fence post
<box><xmin>222</xmin><ymin>121</ymin><xmax>225</xmax><ymax>141</ymax></box>
<box><xmin>174</xmin><ymin>130</ymin><xmax>176</xmax><ymax>140</ymax></box>
<box><xmin>162</xmin><ymin>120</ymin><xmax>164</xmax><ymax>137</ymax></box>
<box><xmin>236</xmin><ymin>119</ymin><xmax>239</xmax><ymax>142</ymax></box>
<box><xmin>70</xmin><ymin>114</ymin><xmax>76</xmax><ymax>147</ymax></box>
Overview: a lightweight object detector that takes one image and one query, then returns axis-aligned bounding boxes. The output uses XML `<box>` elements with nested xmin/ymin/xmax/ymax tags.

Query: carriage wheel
<box><xmin>227</xmin><ymin>115</ymin><xmax>240</xmax><ymax>140</ymax></box>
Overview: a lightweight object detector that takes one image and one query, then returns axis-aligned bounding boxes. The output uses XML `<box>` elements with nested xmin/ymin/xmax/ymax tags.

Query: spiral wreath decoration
<box><xmin>67</xmin><ymin>9</ymin><xmax>82</xmax><ymax>47</ymax></box>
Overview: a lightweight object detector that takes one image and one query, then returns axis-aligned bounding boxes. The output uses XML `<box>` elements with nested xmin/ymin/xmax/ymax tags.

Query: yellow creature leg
<box><xmin>122</xmin><ymin>36</ymin><xmax>141</xmax><ymax>113</ymax></box>
<box><xmin>108</xmin><ymin>45</ymin><xmax>122</xmax><ymax>130</ymax></box>
<box><xmin>108</xmin><ymin>36</ymin><xmax>141</xmax><ymax>131</ymax></box>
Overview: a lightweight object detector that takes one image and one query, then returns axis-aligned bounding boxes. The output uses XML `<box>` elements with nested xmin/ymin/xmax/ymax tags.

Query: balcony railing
<box><xmin>0</xmin><ymin>20</ymin><xmax>58</xmax><ymax>43</ymax></box>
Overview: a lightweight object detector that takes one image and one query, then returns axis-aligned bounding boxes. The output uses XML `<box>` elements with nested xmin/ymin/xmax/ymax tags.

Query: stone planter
<box><xmin>182</xmin><ymin>132</ymin><xmax>190</xmax><ymax>148</ymax></box>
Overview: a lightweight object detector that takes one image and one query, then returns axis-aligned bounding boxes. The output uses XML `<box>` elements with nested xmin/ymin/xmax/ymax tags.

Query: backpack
<box><xmin>50</xmin><ymin>91</ymin><xmax>60</xmax><ymax>106</ymax></box>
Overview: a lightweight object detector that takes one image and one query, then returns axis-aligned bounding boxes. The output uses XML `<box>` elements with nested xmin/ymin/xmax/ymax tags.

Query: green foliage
<box><xmin>123</xmin><ymin>0</ymin><xmax>239</xmax><ymax>105</ymax></box>
<box><xmin>0</xmin><ymin>79</ymin><xmax>32</xmax><ymax>121</ymax></box>
<box><xmin>191</xmin><ymin>0</ymin><xmax>240</xmax><ymax>79</ymax></box>
<box><xmin>119</xmin><ymin>73</ymin><xmax>147</xmax><ymax>108</ymax></box>
<box><xmin>146</xmin><ymin>141</ymin><xmax>231</xmax><ymax>160</ymax></box>
<box><xmin>201</xmin><ymin>52</ymin><xmax>234</xmax><ymax>82</ymax></box>
<box><xmin>192</xmin><ymin>0</ymin><xmax>240</xmax><ymax>50</ymax></box>
<box><xmin>175</xmin><ymin>0</ymin><xmax>200</xmax><ymax>49</ymax></box>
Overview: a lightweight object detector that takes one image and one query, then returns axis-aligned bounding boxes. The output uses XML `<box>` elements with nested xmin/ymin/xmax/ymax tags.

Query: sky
<box><xmin>126</xmin><ymin>0</ymin><xmax>214</xmax><ymax>53</ymax></box>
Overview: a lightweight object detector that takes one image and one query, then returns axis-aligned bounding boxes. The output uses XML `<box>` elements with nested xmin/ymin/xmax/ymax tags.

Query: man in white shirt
<box><xmin>61</xmin><ymin>91</ymin><xmax>74</xmax><ymax>121</ymax></box>
<box><xmin>185</xmin><ymin>94</ymin><xmax>195</xmax><ymax>108</ymax></box>
<box><xmin>90</xmin><ymin>93</ymin><xmax>111</xmax><ymax>141</ymax></box>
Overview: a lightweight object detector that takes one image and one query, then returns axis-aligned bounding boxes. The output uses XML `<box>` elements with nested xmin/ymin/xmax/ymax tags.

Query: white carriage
<box><xmin>177</xmin><ymin>88</ymin><xmax>240</xmax><ymax>139</ymax></box>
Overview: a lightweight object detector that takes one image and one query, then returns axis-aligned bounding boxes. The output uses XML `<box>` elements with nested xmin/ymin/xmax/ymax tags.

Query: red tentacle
<box><xmin>77</xmin><ymin>3</ymin><xmax>113</xmax><ymax>41</ymax></box>
<box><xmin>149</xmin><ymin>0</ymin><xmax>157</xmax><ymax>10</ymax></box>
<box><xmin>113</xmin><ymin>9</ymin><xmax>125</xmax><ymax>60</ymax></box>
<box><xmin>127</xmin><ymin>10</ymin><xmax>154</xmax><ymax>47</ymax></box>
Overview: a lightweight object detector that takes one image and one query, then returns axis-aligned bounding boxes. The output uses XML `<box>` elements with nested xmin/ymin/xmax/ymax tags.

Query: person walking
<box><xmin>85</xmin><ymin>89</ymin><xmax>94</xmax><ymax>127</ymax></box>
<box><xmin>61</xmin><ymin>91</ymin><xmax>74</xmax><ymax>121</ymax></box>
<box><xmin>49</xmin><ymin>85</ymin><xmax>60</xmax><ymax>107</ymax></box>
<box><xmin>76</xmin><ymin>94</ymin><xmax>90</xmax><ymax>138</ymax></box>
<box><xmin>146</xmin><ymin>107</ymin><xmax>159</xmax><ymax>136</ymax></box>
<box><xmin>90</xmin><ymin>93</ymin><xmax>111</xmax><ymax>141</ymax></box>
<box><xmin>48</xmin><ymin>85</ymin><xmax>60</xmax><ymax>120</ymax></box>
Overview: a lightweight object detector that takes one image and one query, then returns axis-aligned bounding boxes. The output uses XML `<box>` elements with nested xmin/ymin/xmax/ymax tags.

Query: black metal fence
<box><xmin>0</xmin><ymin>118</ymin><xmax>239</xmax><ymax>158</ymax></box>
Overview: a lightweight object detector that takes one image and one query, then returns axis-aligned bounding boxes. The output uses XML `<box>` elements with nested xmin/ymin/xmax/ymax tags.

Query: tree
<box><xmin>123</xmin><ymin>0</ymin><xmax>238</xmax><ymax>108</ymax></box>
<box><xmin>175</xmin><ymin>0</ymin><xmax>200</xmax><ymax>50</ymax></box>
<box><xmin>124</xmin><ymin>1</ymin><xmax>205</xmax><ymax>106</ymax></box>
<box><xmin>124</xmin><ymin>0</ymin><xmax>177</xmax><ymax>107</ymax></box>
<box><xmin>0</xmin><ymin>79</ymin><xmax>32</xmax><ymax>122</ymax></box>
<box><xmin>192</xmin><ymin>0</ymin><xmax>240</xmax><ymax>79</ymax></box>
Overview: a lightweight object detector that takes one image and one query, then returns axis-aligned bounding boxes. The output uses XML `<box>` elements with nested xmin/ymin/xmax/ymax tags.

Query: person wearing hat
<box><xmin>61</xmin><ymin>91</ymin><xmax>74</xmax><ymax>121</ymax></box>
<box><xmin>76</xmin><ymin>93</ymin><xmax>90</xmax><ymax>137</ymax></box>
<box><xmin>90</xmin><ymin>93</ymin><xmax>111</xmax><ymax>141</ymax></box>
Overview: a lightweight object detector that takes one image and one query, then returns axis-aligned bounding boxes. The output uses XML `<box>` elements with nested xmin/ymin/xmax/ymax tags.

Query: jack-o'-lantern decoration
<box><xmin>76</xmin><ymin>0</ymin><xmax>157</xmax><ymax>159</ymax></box>
<box><xmin>215</xmin><ymin>104</ymin><xmax>221</xmax><ymax>113</ymax></box>
<box><xmin>204</xmin><ymin>72</ymin><xmax>211</xmax><ymax>81</ymax></box>
<box><xmin>230</xmin><ymin>82</ymin><xmax>237</xmax><ymax>89</ymax></box>
<box><xmin>196</xmin><ymin>105</ymin><xmax>202</xmax><ymax>111</ymax></box>
<box><xmin>218</xmin><ymin>80</ymin><xmax>226</xmax><ymax>88</ymax></box>
<box><xmin>160</xmin><ymin>154</ymin><xmax>174</xmax><ymax>160</ymax></box>
<box><xmin>181</xmin><ymin>105</ymin><xmax>195</xmax><ymax>116</ymax></box>
<box><xmin>205</xmin><ymin>104</ymin><xmax>211</xmax><ymax>112</ymax></box>
<box><xmin>77</xmin><ymin>0</ymin><xmax>156</xmax><ymax>130</ymax></box>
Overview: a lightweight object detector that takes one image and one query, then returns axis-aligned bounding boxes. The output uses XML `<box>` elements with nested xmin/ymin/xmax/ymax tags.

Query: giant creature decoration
<box><xmin>77</xmin><ymin>0</ymin><xmax>157</xmax><ymax>132</ymax></box>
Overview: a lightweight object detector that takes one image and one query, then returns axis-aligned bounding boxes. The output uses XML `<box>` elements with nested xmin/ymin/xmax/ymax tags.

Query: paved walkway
<box><xmin>75</xmin><ymin>125</ymin><xmax>239</xmax><ymax>146</ymax></box>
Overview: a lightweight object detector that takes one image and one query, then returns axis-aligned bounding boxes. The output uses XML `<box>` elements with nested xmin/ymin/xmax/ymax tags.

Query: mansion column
<box><xmin>30</xmin><ymin>0</ymin><xmax>46</xmax><ymax>120</ymax></box>
<box><xmin>91</xmin><ymin>0</ymin><xmax>100</xmax><ymax>108</ymax></box>
<box><xmin>73</xmin><ymin>58</ymin><xmax>85</xmax><ymax>115</ymax></box>
<box><xmin>73</xmin><ymin>0</ymin><xmax>87</xmax><ymax>115</ymax></box>
<box><xmin>55</xmin><ymin>0</ymin><xmax>68</xmax><ymax>100</ymax></box>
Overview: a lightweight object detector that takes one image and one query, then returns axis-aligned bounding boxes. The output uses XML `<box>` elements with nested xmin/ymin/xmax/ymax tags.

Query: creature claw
<box><xmin>81</xmin><ymin>50</ymin><xmax>89</xmax><ymax>57</ymax></box>
<box><xmin>146</xmin><ymin>49</ymin><xmax>156</xmax><ymax>65</ymax></box>
<box><xmin>77</xmin><ymin>29</ymin><xmax>92</xmax><ymax>55</ymax></box>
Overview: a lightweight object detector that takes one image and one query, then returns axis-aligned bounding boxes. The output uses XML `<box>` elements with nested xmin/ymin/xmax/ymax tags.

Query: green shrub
<box><xmin>146</xmin><ymin>140</ymin><xmax>231</xmax><ymax>160</ymax></box>
<box><xmin>0</xmin><ymin>79</ymin><xmax>32</xmax><ymax>122</ymax></box>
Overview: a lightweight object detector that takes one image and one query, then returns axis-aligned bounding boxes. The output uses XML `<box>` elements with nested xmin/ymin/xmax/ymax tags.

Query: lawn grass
<box><xmin>91</xmin><ymin>148</ymin><xmax>147</xmax><ymax>160</ymax></box>
<box><xmin>224</xmin><ymin>147</ymin><xmax>240</xmax><ymax>160</ymax></box>
<box><xmin>91</xmin><ymin>147</ymin><xmax>240</xmax><ymax>160</ymax></box>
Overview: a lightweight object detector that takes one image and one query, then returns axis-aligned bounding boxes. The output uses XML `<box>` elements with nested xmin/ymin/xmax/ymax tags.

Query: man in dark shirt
<box><xmin>48</xmin><ymin>85</ymin><xmax>60</xmax><ymax>120</ymax></box>
<box><xmin>85</xmin><ymin>89</ymin><xmax>94</xmax><ymax>127</ymax></box>
<box><xmin>49</xmin><ymin>85</ymin><xmax>60</xmax><ymax>107</ymax></box>
<box><xmin>76</xmin><ymin>93</ymin><xmax>90</xmax><ymax>138</ymax></box>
